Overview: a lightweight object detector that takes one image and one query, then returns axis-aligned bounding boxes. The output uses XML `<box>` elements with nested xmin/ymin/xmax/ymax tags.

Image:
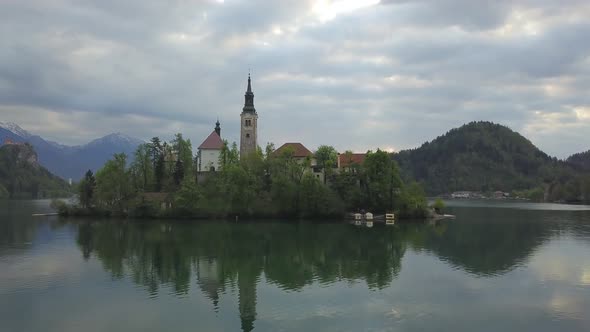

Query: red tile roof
<box><xmin>338</xmin><ymin>153</ymin><xmax>366</xmax><ymax>168</ymax></box>
<box><xmin>198</xmin><ymin>131</ymin><xmax>224</xmax><ymax>150</ymax></box>
<box><xmin>274</xmin><ymin>143</ymin><xmax>313</xmax><ymax>158</ymax></box>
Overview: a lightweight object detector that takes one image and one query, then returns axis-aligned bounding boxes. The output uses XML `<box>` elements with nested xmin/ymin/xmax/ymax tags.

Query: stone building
<box><xmin>240</xmin><ymin>74</ymin><xmax>258</xmax><ymax>157</ymax></box>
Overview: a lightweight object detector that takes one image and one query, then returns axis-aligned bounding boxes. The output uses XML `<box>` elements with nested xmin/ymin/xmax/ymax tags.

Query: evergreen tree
<box><xmin>78</xmin><ymin>169</ymin><xmax>96</xmax><ymax>208</ymax></box>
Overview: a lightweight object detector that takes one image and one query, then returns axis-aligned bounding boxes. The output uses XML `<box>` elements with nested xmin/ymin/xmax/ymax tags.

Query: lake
<box><xmin>1</xmin><ymin>200</ymin><xmax>590</xmax><ymax>332</ymax></box>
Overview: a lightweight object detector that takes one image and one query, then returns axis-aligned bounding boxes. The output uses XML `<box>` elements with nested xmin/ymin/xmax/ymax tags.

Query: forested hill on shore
<box><xmin>0</xmin><ymin>143</ymin><xmax>71</xmax><ymax>199</ymax></box>
<box><xmin>567</xmin><ymin>150</ymin><xmax>590</xmax><ymax>172</ymax></box>
<box><xmin>393</xmin><ymin>121</ymin><xmax>590</xmax><ymax>202</ymax></box>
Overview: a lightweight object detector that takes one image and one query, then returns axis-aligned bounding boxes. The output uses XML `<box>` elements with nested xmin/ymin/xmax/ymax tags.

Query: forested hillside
<box><xmin>0</xmin><ymin>143</ymin><xmax>71</xmax><ymax>199</ymax></box>
<box><xmin>393</xmin><ymin>121</ymin><xmax>590</xmax><ymax>202</ymax></box>
<box><xmin>567</xmin><ymin>150</ymin><xmax>590</xmax><ymax>171</ymax></box>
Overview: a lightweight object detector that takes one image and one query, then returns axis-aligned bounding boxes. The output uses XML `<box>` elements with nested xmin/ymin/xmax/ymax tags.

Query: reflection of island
<box><xmin>75</xmin><ymin>222</ymin><xmax>407</xmax><ymax>331</ymax></box>
<box><xmin>72</xmin><ymin>210</ymin><xmax>566</xmax><ymax>331</ymax></box>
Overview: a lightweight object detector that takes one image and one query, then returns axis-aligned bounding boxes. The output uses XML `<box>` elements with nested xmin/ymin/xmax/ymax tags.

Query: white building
<box><xmin>197</xmin><ymin>121</ymin><xmax>224</xmax><ymax>172</ymax></box>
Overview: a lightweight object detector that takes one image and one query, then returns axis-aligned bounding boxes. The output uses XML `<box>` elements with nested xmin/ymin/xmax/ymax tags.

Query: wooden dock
<box><xmin>32</xmin><ymin>213</ymin><xmax>59</xmax><ymax>217</ymax></box>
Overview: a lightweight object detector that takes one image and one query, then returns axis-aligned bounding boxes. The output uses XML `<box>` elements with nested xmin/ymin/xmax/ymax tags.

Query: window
<box><xmin>245</xmin><ymin>119</ymin><xmax>252</xmax><ymax>127</ymax></box>
<box><xmin>246</xmin><ymin>133</ymin><xmax>250</xmax><ymax>138</ymax></box>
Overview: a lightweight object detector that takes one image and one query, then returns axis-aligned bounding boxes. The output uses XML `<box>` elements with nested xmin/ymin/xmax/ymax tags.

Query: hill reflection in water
<box><xmin>70</xmin><ymin>206</ymin><xmax>590</xmax><ymax>331</ymax></box>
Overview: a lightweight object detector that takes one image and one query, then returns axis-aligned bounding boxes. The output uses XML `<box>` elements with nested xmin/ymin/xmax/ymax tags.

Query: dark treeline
<box><xmin>58</xmin><ymin>134</ymin><xmax>428</xmax><ymax>219</ymax></box>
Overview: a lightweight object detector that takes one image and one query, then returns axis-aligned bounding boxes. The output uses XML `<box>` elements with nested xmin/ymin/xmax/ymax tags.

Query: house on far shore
<box><xmin>274</xmin><ymin>142</ymin><xmax>324</xmax><ymax>181</ymax></box>
<box><xmin>197</xmin><ymin>121</ymin><xmax>224</xmax><ymax>172</ymax></box>
<box><xmin>2</xmin><ymin>138</ymin><xmax>24</xmax><ymax>146</ymax></box>
<box><xmin>337</xmin><ymin>153</ymin><xmax>366</xmax><ymax>172</ymax></box>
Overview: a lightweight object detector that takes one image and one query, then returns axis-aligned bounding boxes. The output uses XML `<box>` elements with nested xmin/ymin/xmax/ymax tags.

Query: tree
<box><xmin>219</xmin><ymin>140</ymin><xmax>240</xmax><ymax>171</ymax></box>
<box><xmin>315</xmin><ymin>145</ymin><xmax>338</xmax><ymax>184</ymax></box>
<box><xmin>173</xmin><ymin>158</ymin><xmax>185</xmax><ymax>186</ymax></box>
<box><xmin>95</xmin><ymin>153</ymin><xmax>133</xmax><ymax>214</ymax></box>
<box><xmin>396</xmin><ymin>182</ymin><xmax>428</xmax><ymax>218</ymax></box>
<box><xmin>174</xmin><ymin>178</ymin><xmax>201</xmax><ymax>214</ymax></box>
<box><xmin>362</xmin><ymin>149</ymin><xmax>402</xmax><ymax>212</ymax></box>
<box><xmin>431</xmin><ymin>198</ymin><xmax>445</xmax><ymax>214</ymax></box>
<box><xmin>172</xmin><ymin>133</ymin><xmax>194</xmax><ymax>180</ymax></box>
<box><xmin>131</xmin><ymin>144</ymin><xmax>153</xmax><ymax>191</ymax></box>
<box><xmin>151</xmin><ymin>137</ymin><xmax>165</xmax><ymax>192</ymax></box>
<box><xmin>78</xmin><ymin>170</ymin><xmax>96</xmax><ymax>208</ymax></box>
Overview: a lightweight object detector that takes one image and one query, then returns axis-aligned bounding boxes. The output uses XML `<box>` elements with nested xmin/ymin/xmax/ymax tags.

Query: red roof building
<box><xmin>197</xmin><ymin>121</ymin><xmax>224</xmax><ymax>172</ymax></box>
<box><xmin>198</xmin><ymin>131</ymin><xmax>224</xmax><ymax>150</ymax></box>
<box><xmin>274</xmin><ymin>143</ymin><xmax>313</xmax><ymax>158</ymax></box>
<box><xmin>338</xmin><ymin>153</ymin><xmax>366</xmax><ymax>168</ymax></box>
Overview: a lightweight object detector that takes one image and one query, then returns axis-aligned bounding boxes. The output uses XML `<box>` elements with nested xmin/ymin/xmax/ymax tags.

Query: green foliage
<box><xmin>431</xmin><ymin>198</ymin><xmax>445</xmax><ymax>214</ymax></box>
<box><xmin>50</xmin><ymin>199</ymin><xmax>69</xmax><ymax>215</ymax></box>
<box><xmin>95</xmin><ymin>153</ymin><xmax>133</xmax><ymax>214</ymax></box>
<box><xmin>363</xmin><ymin>149</ymin><xmax>402</xmax><ymax>212</ymax></box>
<box><xmin>512</xmin><ymin>187</ymin><xmax>545</xmax><ymax>202</ymax></box>
<box><xmin>172</xmin><ymin>133</ymin><xmax>193</xmax><ymax>181</ymax></box>
<box><xmin>78</xmin><ymin>170</ymin><xmax>96</xmax><ymax>208</ymax></box>
<box><xmin>173</xmin><ymin>178</ymin><xmax>201</xmax><ymax>214</ymax></box>
<box><xmin>396</xmin><ymin>182</ymin><xmax>428</xmax><ymax>218</ymax></box>
<box><xmin>0</xmin><ymin>144</ymin><xmax>70</xmax><ymax>199</ymax></box>
<box><xmin>60</xmin><ymin>134</ymin><xmax>428</xmax><ymax>219</ymax></box>
<box><xmin>315</xmin><ymin>145</ymin><xmax>338</xmax><ymax>184</ymax></box>
<box><xmin>219</xmin><ymin>140</ymin><xmax>240</xmax><ymax>171</ymax></box>
<box><xmin>394</xmin><ymin>121</ymin><xmax>590</xmax><ymax>203</ymax></box>
<box><xmin>150</xmin><ymin>137</ymin><xmax>165</xmax><ymax>192</ymax></box>
<box><xmin>566</xmin><ymin>150</ymin><xmax>590</xmax><ymax>171</ymax></box>
<box><xmin>130</xmin><ymin>143</ymin><xmax>153</xmax><ymax>191</ymax></box>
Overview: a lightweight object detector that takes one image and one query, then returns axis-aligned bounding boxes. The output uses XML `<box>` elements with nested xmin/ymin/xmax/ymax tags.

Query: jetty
<box><xmin>32</xmin><ymin>213</ymin><xmax>59</xmax><ymax>217</ymax></box>
<box><xmin>348</xmin><ymin>212</ymin><xmax>395</xmax><ymax>226</ymax></box>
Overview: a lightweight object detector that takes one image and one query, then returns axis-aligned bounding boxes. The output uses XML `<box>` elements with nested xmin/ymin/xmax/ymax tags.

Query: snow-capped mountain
<box><xmin>0</xmin><ymin>121</ymin><xmax>31</xmax><ymax>138</ymax></box>
<box><xmin>0</xmin><ymin>122</ymin><xmax>143</xmax><ymax>180</ymax></box>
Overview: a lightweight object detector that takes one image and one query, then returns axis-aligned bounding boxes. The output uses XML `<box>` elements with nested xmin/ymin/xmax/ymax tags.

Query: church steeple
<box><xmin>243</xmin><ymin>74</ymin><xmax>256</xmax><ymax>113</ymax></box>
<box><xmin>240</xmin><ymin>73</ymin><xmax>258</xmax><ymax>157</ymax></box>
<box><xmin>215</xmin><ymin>119</ymin><xmax>221</xmax><ymax>136</ymax></box>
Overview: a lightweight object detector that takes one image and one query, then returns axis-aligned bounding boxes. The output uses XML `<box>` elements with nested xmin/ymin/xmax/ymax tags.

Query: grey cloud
<box><xmin>0</xmin><ymin>0</ymin><xmax>589</xmax><ymax>158</ymax></box>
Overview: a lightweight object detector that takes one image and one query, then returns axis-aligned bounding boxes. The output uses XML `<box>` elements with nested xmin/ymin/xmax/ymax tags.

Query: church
<box><xmin>196</xmin><ymin>74</ymin><xmax>259</xmax><ymax>172</ymax></box>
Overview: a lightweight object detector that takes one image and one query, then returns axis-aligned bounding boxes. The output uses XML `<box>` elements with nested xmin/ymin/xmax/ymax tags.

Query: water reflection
<box><xmin>75</xmin><ymin>222</ymin><xmax>407</xmax><ymax>331</ymax></box>
<box><xmin>2</xmin><ymin>200</ymin><xmax>590</xmax><ymax>332</ymax></box>
<box><xmin>70</xmin><ymin>209</ymin><xmax>590</xmax><ymax>331</ymax></box>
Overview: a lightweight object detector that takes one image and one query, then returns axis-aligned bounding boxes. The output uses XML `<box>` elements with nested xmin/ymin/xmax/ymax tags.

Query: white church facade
<box><xmin>196</xmin><ymin>120</ymin><xmax>223</xmax><ymax>172</ymax></box>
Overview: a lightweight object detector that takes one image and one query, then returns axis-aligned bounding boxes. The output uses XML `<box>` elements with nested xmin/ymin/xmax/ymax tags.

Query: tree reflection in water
<box><xmin>73</xmin><ymin>209</ymin><xmax>565</xmax><ymax>332</ymax></box>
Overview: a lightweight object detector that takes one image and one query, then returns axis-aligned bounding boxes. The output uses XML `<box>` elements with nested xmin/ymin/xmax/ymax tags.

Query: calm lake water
<box><xmin>1</xmin><ymin>200</ymin><xmax>590</xmax><ymax>332</ymax></box>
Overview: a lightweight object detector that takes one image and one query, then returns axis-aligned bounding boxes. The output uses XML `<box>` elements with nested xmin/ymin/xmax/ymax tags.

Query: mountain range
<box><xmin>0</xmin><ymin>122</ymin><xmax>143</xmax><ymax>180</ymax></box>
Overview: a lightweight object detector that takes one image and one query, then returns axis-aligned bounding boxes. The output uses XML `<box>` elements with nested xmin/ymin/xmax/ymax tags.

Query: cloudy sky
<box><xmin>1</xmin><ymin>0</ymin><xmax>589</xmax><ymax>158</ymax></box>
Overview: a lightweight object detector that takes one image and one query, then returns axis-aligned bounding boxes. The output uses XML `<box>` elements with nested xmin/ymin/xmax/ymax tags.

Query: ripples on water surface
<box><xmin>1</xmin><ymin>199</ymin><xmax>589</xmax><ymax>332</ymax></box>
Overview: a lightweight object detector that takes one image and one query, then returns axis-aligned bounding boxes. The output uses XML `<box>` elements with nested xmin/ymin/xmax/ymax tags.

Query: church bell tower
<box><xmin>240</xmin><ymin>74</ymin><xmax>258</xmax><ymax>157</ymax></box>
